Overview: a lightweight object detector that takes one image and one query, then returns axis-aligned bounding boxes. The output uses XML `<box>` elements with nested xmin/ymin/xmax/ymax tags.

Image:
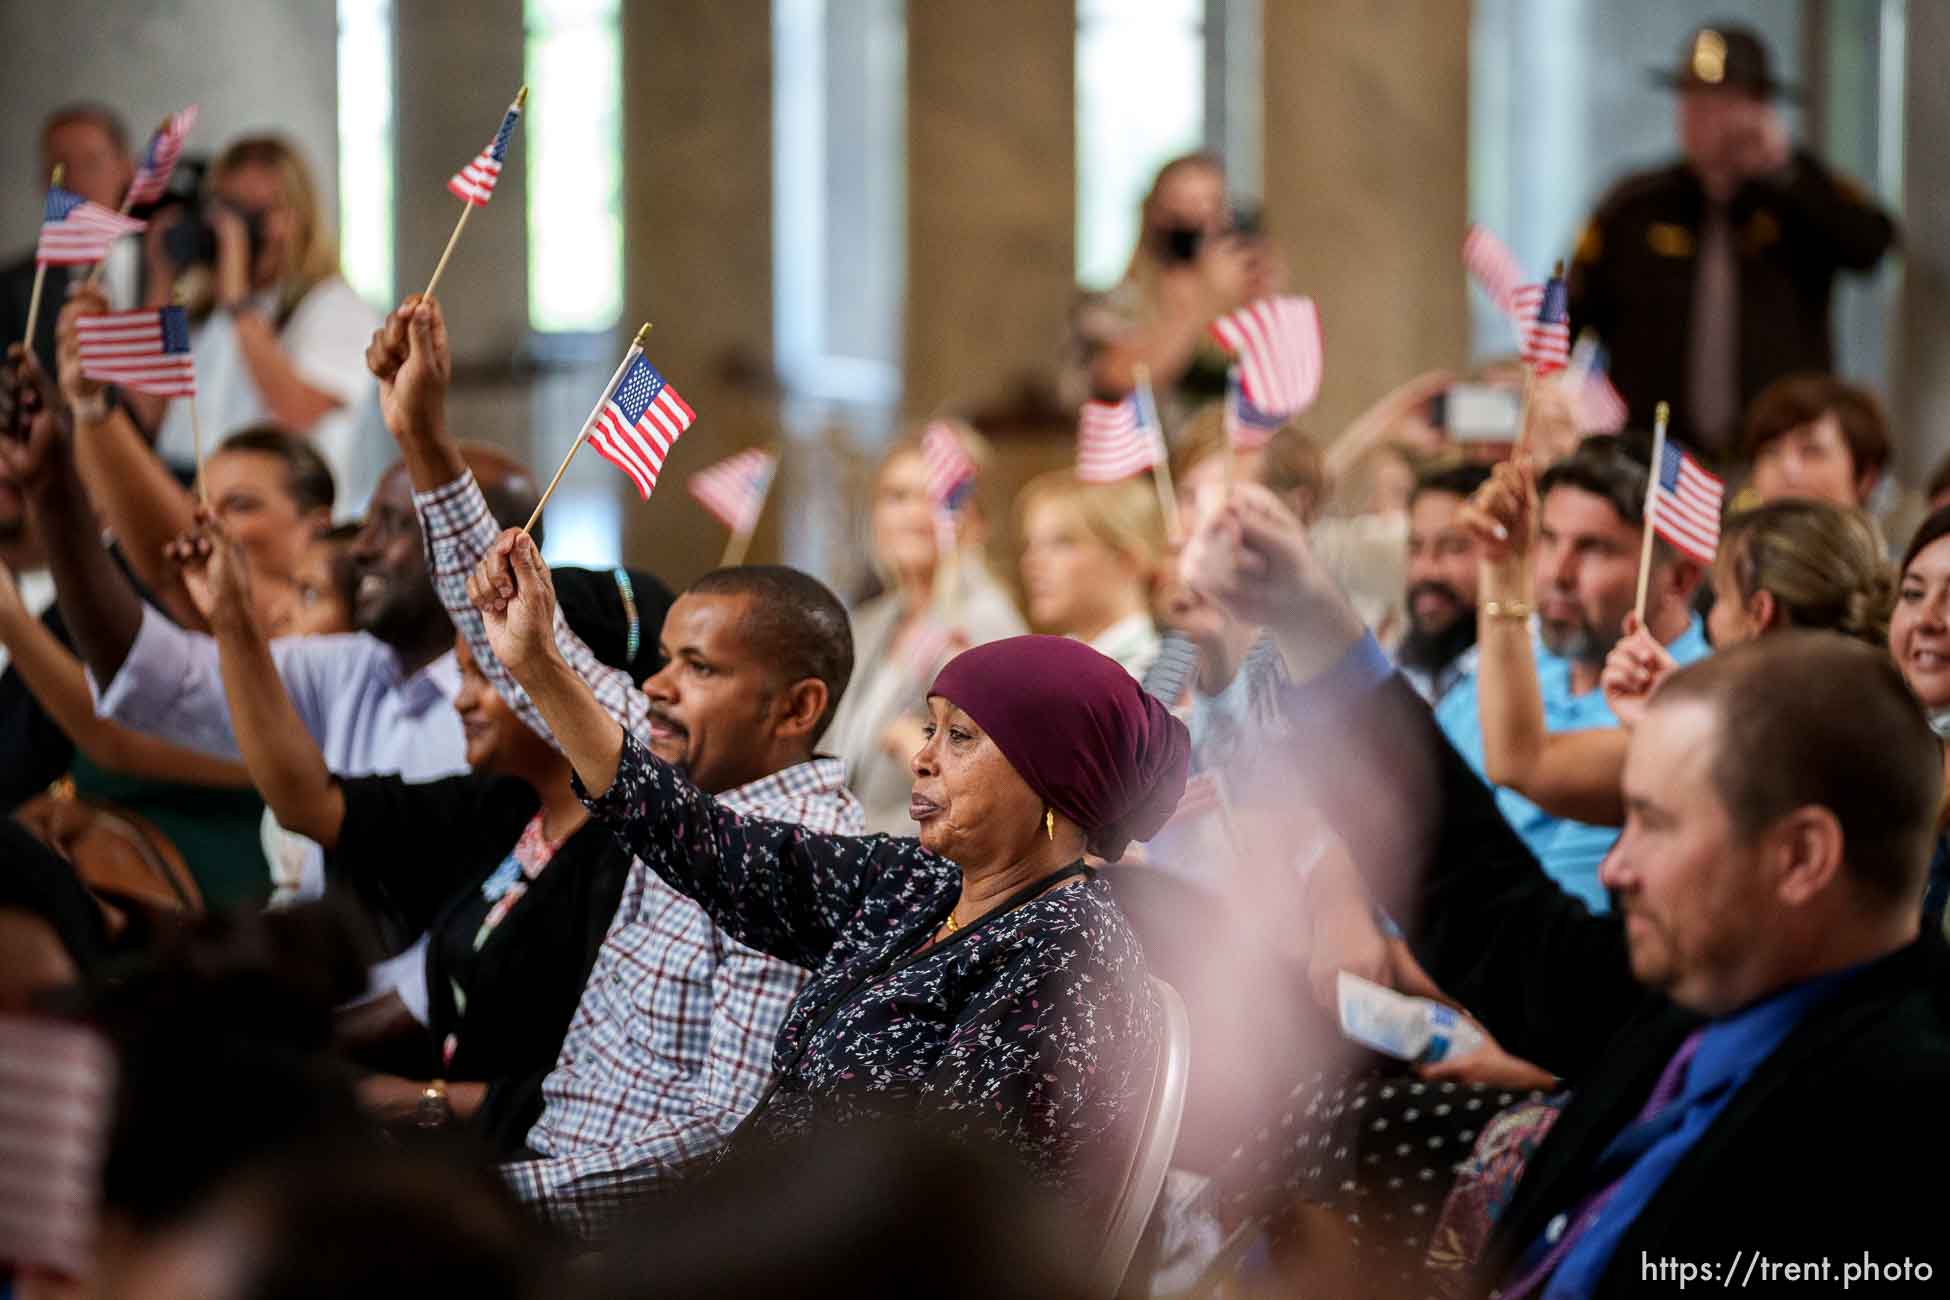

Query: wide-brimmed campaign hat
<box><xmin>1652</xmin><ymin>24</ymin><xmax>1795</xmax><ymax>101</ymax></box>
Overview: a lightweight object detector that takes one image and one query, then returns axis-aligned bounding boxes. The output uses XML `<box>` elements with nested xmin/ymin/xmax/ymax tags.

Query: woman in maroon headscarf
<box><xmin>465</xmin><ymin>529</ymin><xmax>1189</xmax><ymax>1214</ymax></box>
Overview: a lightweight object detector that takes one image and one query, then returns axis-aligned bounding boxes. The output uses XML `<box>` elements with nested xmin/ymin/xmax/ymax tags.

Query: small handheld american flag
<box><xmin>448</xmin><ymin>90</ymin><xmax>526</xmax><ymax>207</ymax></box>
<box><xmin>1223</xmin><ymin>366</ymin><xmax>1286</xmax><ymax>450</ymax></box>
<box><xmin>37</xmin><ymin>187</ymin><xmax>145</xmax><ymax>266</ymax></box>
<box><xmin>124</xmin><ymin>105</ymin><xmax>199</xmax><ymax>209</ymax></box>
<box><xmin>1516</xmin><ymin>268</ymin><xmax>1571</xmax><ymax>375</ymax></box>
<box><xmin>1462</xmin><ymin>223</ymin><xmax>1527</xmax><ymax>320</ymax></box>
<box><xmin>688</xmin><ymin>447</ymin><xmax>778</xmax><ymax>535</ymax></box>
<box><xmin>1209</xmin><ymin>295</ymin><xmax>1323</xmax><ymax>418</ymax></box>
<box><xmin>587</xmin><ymin>355</ymin><xmax>696</xmax><ymax>500</ymax></box>
<box><xmin>1650</xmin><ymin>440</ymin><xmax>1724</xmax><ymax>565</ymax></box>
<box><xmin>921</xmin><ymin>421</ymin><xmax>978</xmax><ymax>512</ymax></box>
<box><xmin>1076</xmin><ymin>384</ymin><xmax>1162</xmax><ymax>483</ymax></box>
<box><xmin>76</xmin><ymin>306</ymin><xmax>196</xmax><ymax>397</ymax></box>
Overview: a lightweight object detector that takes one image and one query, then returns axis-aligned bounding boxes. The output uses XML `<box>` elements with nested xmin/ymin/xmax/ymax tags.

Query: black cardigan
<box><xmin>329</xmin><ymin>771</ymin><xmax>631</xmax><ymax>1151</ymax></box>
<box><xmin>1282</xmin><ymin>663</ymin><xmax>1950</xmax><ymax>1296</ymax></box>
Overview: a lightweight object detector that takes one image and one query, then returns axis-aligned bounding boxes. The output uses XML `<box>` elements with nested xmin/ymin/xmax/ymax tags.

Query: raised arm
<box><xmin>471</xmin><ymin>528</ymin><xmax>891</xmax><ymax>969</ymax></box>
<box><xmin>2</xmin><ymin>347</ymin><xmax>146</xmax><ymax>688</ymax></box>
<box><xmin>0</xmin><ymin>563</ymin><xmax>249</xmax><ymax>789</ymax></box>
<box><xmin>55</xmin><ymin>284</ymin><xmax>204</xmax><ymax>628</ymax></box>
<box><xmin>1184</xmin><ymin>482</ymin><xmax>1641</xmax><ymax>1078</ymax></box>
<box><xmin>365</xmin><ymin>296</ymin><xmax>654</xmax><ymax>750</ymax></box>
<box><xmin>1459</xmin><ymin>458</ymin><xmax>1629</xmax><ymax>826</ymax></box>
<box><xmin>174</xmin><ymin>516</ymin><xmax>347</xmax><ymax>848</ymax></box>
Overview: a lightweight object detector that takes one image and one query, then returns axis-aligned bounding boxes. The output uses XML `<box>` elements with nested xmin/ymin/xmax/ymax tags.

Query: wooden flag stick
<box><xmin>1134</xmin><ymin>365</ymin><xmax>1181</xmax><ymax>540</ymax></box>
<box><xmin>423</xmin><ymin>85</ymin><xmax>527</xmax><ymax>303</ymax></box>
<box><xmin>523</xmin><ymin>322</ymin><xmax>651</xmax><ymax>535</ymax></box>
<box><xmin>85</xmin><ymin>117</ymin><xmax>171</xmax><ymax>289</ymax></box>
<box><xmin>422</xmin><ymin>202</ymin><xmax>474</xmax><ymax>303</ymax></box>
<box><xmin>1632</xmin><ymin>401</ymin><xmax>1671</xmax><ymax>626</ymax></box>
<box><xmin>190</xmin><ymin>392</ymin><xmax>207</xmax><ymax>506</ymax></box>
<box><xmin>20</xmin><ymin>165</ymin><xmax>64</xmax><ymax>361</ymax></box>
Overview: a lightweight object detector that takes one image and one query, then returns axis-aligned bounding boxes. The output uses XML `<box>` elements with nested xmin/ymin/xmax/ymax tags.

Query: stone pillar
<box><xmin>1260</xmin><ymin>0</ymin><xmax>1471</xmax><ymax>438</ymax></box>
<box><xmin>1897</xmin><ymin>0</ymin><xmax>1950</xmax><ymax>488</ymax></box>
<box><xmin>904</xmin><ymin>1</ymin><xmax>1075</xmax><ymax>416</ymax></box>
<box><xmin>394</xmin><ymin>0</ymin><xmax>529</xmax><ymax>362</ymax></box>
<box><xmin>618</xmin><ymin>0</ymin><xmax>776</xmax><ymax>585</ymax></box>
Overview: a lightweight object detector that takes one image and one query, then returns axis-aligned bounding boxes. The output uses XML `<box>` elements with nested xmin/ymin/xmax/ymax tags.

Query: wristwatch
<box><xmin>415</xmin><ymin>1078</ymin><xmax>452</xmax><ymax>1129</ymax></box>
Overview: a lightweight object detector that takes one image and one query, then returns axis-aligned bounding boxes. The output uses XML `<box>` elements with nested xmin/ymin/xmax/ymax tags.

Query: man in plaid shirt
<box><xmin>366</xmin><ymin>297</ymin><xmax>864</xmax><ymax>1237</ymax></box>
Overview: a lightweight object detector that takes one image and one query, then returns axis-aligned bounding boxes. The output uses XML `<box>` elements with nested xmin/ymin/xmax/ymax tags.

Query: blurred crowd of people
<box><xmin>4</xmin><ymin>19</ymin><xmax>1948</xmax><ymax>1300</ymax></box>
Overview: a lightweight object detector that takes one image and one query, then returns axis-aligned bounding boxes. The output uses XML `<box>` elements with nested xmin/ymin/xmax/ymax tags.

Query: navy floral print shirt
<box><xmin>581</xmin><ymin>734</ymin><xmax>1162</xmax><ymax>1213</ymax></box>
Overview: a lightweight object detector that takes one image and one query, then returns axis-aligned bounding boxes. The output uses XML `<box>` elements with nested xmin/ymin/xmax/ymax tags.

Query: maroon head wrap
<box><xmin>929</xmin><ymin>635</ymin><xmax>1191</xmax><ymax>860</ymax></box>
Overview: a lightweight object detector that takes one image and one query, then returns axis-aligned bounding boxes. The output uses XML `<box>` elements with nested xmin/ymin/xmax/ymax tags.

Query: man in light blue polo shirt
<box><xmin>1436</xmin><ymin>437</ymin><xmax>1709</xmax><ymax>911</ymax></box>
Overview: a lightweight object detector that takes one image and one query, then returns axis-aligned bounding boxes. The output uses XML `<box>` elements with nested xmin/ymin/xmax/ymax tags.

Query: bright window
<box><xmin>525</xmin><ymin>0</ymin><xmax>623</xmax><ymax>333</ymax></box>
<box><xmin>1075</xmin><ymin>0</ymin><xmax>1207</xmax><ymax>290</ymax></box>
<box><xmin>336</xmin><ymin>0</ymin><xmax>394</xmax><ymax>310</ymax></box>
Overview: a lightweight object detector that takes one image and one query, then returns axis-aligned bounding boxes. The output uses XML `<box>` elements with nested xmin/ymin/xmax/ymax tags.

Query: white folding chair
<box><xmin>1094</xmin><ymin>974</ymin><xmax>1191</xmax><ymax>1296</ymax></box>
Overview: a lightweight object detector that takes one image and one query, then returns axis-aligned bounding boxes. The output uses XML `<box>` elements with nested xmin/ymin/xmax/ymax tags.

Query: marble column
<box><xmin>618</xmin><ymin>0</ymin><xmax>777</xmax><ymax>585</ymax></box>
<box><xmin>904</xmin><ymin>0</ymin><xmax>1075</xmax><ymax>417</ymax></box>
<box><xmin>1260</xmin><ymin>0</ymin><xmax>1471</xmax><ymax>438</ymax></box>
<box><xmin>1897</xmin><ymin>0</ymin><xmax>1950</xmax><ymax>489</ymax></box>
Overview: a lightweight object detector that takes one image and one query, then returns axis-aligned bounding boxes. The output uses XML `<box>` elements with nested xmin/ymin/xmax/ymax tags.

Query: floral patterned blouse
<box><xmin>581</xmin><ymin>734</ymin><xmax>1162</xmax><ymax>1213</ymax></box>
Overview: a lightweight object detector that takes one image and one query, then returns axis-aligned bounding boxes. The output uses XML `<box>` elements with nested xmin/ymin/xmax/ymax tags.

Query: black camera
<box><xmin>136</xmin><ymin>156</ymin><xmax>267</xmax><ymax>270</ymax></box>
<box><xmin>1155</xmin><ymin>199</ymin><xmax>1265</xmax><ymax>264</ymax></box>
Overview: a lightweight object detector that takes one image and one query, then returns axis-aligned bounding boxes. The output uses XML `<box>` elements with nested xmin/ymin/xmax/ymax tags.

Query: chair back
<box><xmin>1094</xmin><ymin>974</ymin><xmax>1191</xmax><ymax>1296</ymax></box>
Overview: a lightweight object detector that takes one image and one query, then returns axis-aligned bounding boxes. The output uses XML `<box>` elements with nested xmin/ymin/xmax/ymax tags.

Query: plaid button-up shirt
<box><xmin>415</xmin><ymin>473</ymin><xmax>864</xmax><ymax>1237</ymax></box>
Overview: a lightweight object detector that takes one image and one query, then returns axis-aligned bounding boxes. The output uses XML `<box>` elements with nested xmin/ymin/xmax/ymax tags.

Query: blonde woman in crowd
<box><xmin>134</xmin><ymin>135</ymin><xmax>379</xmax><ymax>505</ymax></box>
<box><xmin>1016</xmin><ymin>469</ymin><xmax>1165</xmax><ymax>681</ymax></box>
<box><xmin>822</xmin><ymin>421</ymin><xmax>1026</xmax><ymax>835</ymax></box>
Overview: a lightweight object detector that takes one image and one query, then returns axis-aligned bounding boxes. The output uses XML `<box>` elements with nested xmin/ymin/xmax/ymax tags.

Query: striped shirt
<box><xmin>415</xmin><ymin>473</ymin><xmax>864</xmax><ymax>1235</ymax></box>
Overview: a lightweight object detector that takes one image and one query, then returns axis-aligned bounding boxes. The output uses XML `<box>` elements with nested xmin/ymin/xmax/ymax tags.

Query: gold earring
<box><xmin>1044</xmin><ymin>808</ymin><xmax>1055</xmax><ymax>841</ymax></box>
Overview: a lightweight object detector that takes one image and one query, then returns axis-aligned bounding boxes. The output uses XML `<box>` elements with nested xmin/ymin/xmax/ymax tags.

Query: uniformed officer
<box><xmin>1566</xmin><ymin>24</ymin><xmax>1896</xmax><ymax>462</ymax></box>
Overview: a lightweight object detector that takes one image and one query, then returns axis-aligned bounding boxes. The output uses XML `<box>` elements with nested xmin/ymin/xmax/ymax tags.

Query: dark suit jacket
<box><xmin>1566</xmin><ymin>151</ymin><xmax>1897</xmax><ymax>460</ymax></box>
<box><xmin>0</xmin><ymin>253</ymin><xmax>72</xmax><ymax>369</ymax></box>
<box><xmin>1287</xmin><ymin>665</ymin><xmax>1950</xmax><ymax>1296</ymax></box>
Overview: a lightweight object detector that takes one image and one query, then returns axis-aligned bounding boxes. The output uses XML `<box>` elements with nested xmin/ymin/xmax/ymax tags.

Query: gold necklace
<box><xmin>942</xmin><ymin>909</ymin><xmax>960</xmax><ymax>934</ymax></box>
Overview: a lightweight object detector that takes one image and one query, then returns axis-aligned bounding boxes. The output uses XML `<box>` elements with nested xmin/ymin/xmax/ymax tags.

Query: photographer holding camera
<box><xmin>1069</xmin><ymin>152</ymin><xmax>1284</xmax><ymax>428</ymax></box>
<box><xmin>135</xmin><ymin>135</ymin><xmax>376</xmax><ymax>498</ymax></box>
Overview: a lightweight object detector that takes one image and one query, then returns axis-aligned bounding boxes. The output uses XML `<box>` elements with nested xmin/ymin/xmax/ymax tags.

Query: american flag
<box><xmin>921</xmin><ymin>420</ymin><xmax>978</xmax><ymax>512</ymax></box>
<box><xmin>124</xmin><ymin>105</ymin><xmax>199</xmax><ymax>208</ymax></box>
<box><xmin>1516</xmin><ymin>273</ymin><xmax>1571</xmax><ymax>375</ymax></box>
<box><xmin>0</xmin><ymin>1016</ymin><xmax>116</xmax><ymax>1280</ymax></box>
<box><xmin>1650</xmin><ymin>440</ymin><xmax>1725</xmax><ymax>565</ymax></box>
<box><xmin>447</xmin><ymin>94</ymin><xmax>524</xmax><ymax>206</ymax></box>
<box><xmin>1208</xmin><ymin>295</ymin><xmax>1323</xmax><ymax>417</ymax></box>
<box><xmin>75</xmin><ymin>306</ymin><xmax>196</xmax><ymax>397</ymax></box>
<box><xmin>1076</xmin><ymin>384</ymin><xmax>1162</xmax><ymax>483</ymax></box>
<box><xmin>587</xmin><ymin>355</ymin><xmax>696</xmax><ymax>500</ymax></box>
<box><xmin>1223</xmin><ymin>366</ymin><xmax>1286</xmax><ymax>450</ymax></box>
<box><xmin>688</xmin><ymin>447</ymin><xmax>778</xmax><ymax>534</ymax></box>
<box><xmin>1462</xmin><ymin>223</ymin><xmax>1527</xmax><ymax>319</ymax></box>
<box><xmin>37</xmin><ymin>187</ymin><xmax>145</xmax><ymax>266</ymax></box>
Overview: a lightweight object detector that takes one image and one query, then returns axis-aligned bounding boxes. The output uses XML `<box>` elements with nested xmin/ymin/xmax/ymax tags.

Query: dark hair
<box><xmin>1739</xmin><ymin>373</ymin><xmax>1890</xmax><ymax>482</ymax></box>
<box><xmin>476</xmin><ymin>473</ymin><xmax>544</xmax><ymax>549</ymax></box>
<box><xmin>1927</xmin><ymin>454</ymin><xmax>1950</xmax><ymax>508</ymax></box>
<box><xmin>1256</xmin><ymin>424</ymin><xmax>1326</xmax><ymax>523</ymax></box>
<box><xmin>1538</xmin><ymin>433</ymin><xmax>1681</xmax><ymax>568</ymax></box>
<box><xmin>217</xmin><ymin>426</ymin><xmax>336</xmax><ymax>516</ymax></box>
<box><xmin>1410</xmin><ymin>461</ymin><xmax>1494</xmax><ymax>508</ymax></box>
<box><xmin>688</xmin><ymin>565</ymin><xmax>855</xmax><ymax>741</ymax></box>
<box><xmin>1655</xmin><ymin>632</ymin><xmax>1942</xmax><ymax>907</ymax></box>
<box><xmin>42</xmin><ymin>101</ymin><xmax>129</xmax><ymax>157</ymax></box>
<box><xmin>197</xmin><ymin>1143</ymin><xmax>550</xmax><ymax>1300</ymax></box>
<box><xmin>1901</xmin><ymin>505</ymin><xmax>1950</xmax><ymax>579</ymax></box>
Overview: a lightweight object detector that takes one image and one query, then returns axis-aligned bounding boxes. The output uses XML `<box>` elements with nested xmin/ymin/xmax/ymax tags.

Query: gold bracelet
<box><xmin>1482</xmin><ymin>600</ymin><xmax>1534</xmax><ymax>621</ymax></box>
